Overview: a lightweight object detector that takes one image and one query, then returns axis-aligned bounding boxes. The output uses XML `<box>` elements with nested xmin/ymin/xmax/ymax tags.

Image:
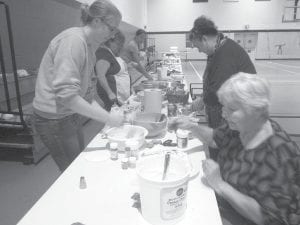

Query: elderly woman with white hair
<box><xmin>169</xmin><ymin>73</ymin><xmax>300</xmax><ymax>225</ymax></box>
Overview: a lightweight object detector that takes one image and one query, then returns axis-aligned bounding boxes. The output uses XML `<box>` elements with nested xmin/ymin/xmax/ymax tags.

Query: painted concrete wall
<box><xmin>0</xmin><ymin>0</ymin><xmax>81</xmax><ymax>72</ymax></box>
<box><xmin>147</xmin><ymin>0</ymin><xmax>300</xmax><ymax>60</ymax></box>
<box><xmin>149</xmin><ymin>31</ymin><xmax>300</xmax><ymax>60</ymax></box>
<box><xmin>78</xmin><ymin>0</ymin><xmax>147</xmax><ymax>29</ymax></box>
<box><xmin>0</xmin><ymin>0</ymin><xmax>143</xmax><ymax>72</ymax></box>
<box><xmin>0</xmin><ymin>0</ymin><xmax>140</xmax><ymax>108</ymax></box>
<box><xmin>147</xmin><ymin>0</ymin><xmax>299</xmax><ymax>32</ymax></box>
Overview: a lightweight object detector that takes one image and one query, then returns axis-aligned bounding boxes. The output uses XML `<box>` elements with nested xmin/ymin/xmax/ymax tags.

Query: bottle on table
<box><xmin>176</xmin><ymin>129</ymin><xmax>189</xmax><ymax>149</ymax></box>
<box><xmin>121</xmin><ymin>158</ymin><xmax>129</xmax><ymax>170</ymax></box>
<box><xmin>124</xmin><ymin>146</ymin><xmax>131</xmax><ymax>158</ymax></box>
<box><xmin>110</xmin><ymin>142</ymin><xmax>118</xmax><ymax>161</ymax></box>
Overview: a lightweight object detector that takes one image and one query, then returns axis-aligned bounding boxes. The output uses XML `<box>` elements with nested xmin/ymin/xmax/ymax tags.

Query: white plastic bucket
<box><xmin>136</xmin><ymin>153</ymin><xmax>190</xmax><ymax>225</ymax></box>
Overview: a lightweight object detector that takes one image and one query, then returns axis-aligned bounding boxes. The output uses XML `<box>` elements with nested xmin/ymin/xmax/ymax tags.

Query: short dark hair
<box><xmin>189</xmin><ymin>16</ymin><xmax>218</xmax><ymax>41</ymax></box>
<box><xmin>135</xmin><ymin>29</ymin><xmax>146</xmax><ymax>37</ymax></box>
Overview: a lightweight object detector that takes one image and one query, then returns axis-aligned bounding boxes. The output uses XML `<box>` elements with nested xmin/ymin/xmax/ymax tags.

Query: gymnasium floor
<box><xmin>0</xmin><ymin>59</ymin><xmax>299</xmax><ymax>225</ymax></box>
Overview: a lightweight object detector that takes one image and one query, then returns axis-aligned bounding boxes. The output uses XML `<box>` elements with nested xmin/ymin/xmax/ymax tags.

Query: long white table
<box><xmin>17</xmin><ymin>128</ymin><xmax>223</xmax><ymax>225</ymax></box>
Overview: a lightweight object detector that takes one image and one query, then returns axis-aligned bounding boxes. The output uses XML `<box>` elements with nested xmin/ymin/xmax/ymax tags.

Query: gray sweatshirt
<box><xmin>33</xmin><ymin>27</ymin><xmax>96</xmax><ymax>119</ymax></box>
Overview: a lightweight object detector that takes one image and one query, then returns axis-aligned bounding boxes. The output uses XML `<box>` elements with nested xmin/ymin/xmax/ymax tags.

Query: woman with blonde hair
<box><xmin>169</xmin><ymin>73</ymin><xmax>300</xmax><ymax>225</ymax></box>
<box><xmin>32</xmin><ymin>0</ymin><xmax>123</xmax><ymax>171</ymax></box>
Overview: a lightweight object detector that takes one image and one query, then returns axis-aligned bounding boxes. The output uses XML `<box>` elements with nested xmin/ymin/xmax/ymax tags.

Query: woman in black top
<box><xmin>190</xmin><ymin>16</ymin><xmax>256</xmax><ymax>129</ymax></box>
<box><xmin>96</xmin><ymin>30</ymin><xmax>131</xmax><ymax>110</ymax></box>
<box><xmin>189</xmin><ymin>16</ymin><xmax>257</xmax><ymax>160</ymax></box>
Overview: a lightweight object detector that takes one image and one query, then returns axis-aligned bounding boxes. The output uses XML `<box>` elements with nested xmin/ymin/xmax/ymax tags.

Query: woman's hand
<box><xmin>107</xmin><ymin>110</ymin><xmax>124</xmax><ymax>127</ymax></box>
<box><xmin>108</xmin><ymin>92</ymin><xmax>117</xmax><ymax>102</ymax></box>
<box><xmin>168</xmin><ymin>116</ymin><xmax>196</xmax><ymax>131</ymax></box>
<box><xmin>202</xmin><ymin>159</ymin><xmax>225</xmax><ymax>194</ymax></box>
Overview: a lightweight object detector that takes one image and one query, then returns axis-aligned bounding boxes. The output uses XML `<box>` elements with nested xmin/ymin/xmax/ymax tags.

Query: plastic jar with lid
<box><xmin>125</xmin><ymin>140</ymin><xmax>140</xmax><ymax>158</ymax></box>
<box><xmin>110</xmin><ymin>142</ymin><xmax>119</xmax><ymax>160</ymax></box>
<box><xmin>176</xmin><ymin>129</ymin><xmax>189</xmax><ymax>148</ymax></box>
<box><xmin>121</xmin><ymin>158</ymin><xmax>129</xmax><ymax>169</ymax></box>
<box><xmin>129</xmin><ymin>156</ymin><xmax>137</xmax><ymax>168</ymax></box>
<box><xmin>124</xmin><ymin>146</ymin><xmax>131</xmax><ymax>158</ymax></box>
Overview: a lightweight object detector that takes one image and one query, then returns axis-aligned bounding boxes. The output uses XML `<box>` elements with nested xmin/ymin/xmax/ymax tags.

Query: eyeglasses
<box><xmin>101</xmin><ymin>18</ymin><xmax>117</xmax><ymax>34</ymax></box>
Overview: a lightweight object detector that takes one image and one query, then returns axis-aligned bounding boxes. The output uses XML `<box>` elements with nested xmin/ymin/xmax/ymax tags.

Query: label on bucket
<box><xmin>160</xmin><ymin>182</ymin><xmax>188</xmax><ymax>220</ymax></box>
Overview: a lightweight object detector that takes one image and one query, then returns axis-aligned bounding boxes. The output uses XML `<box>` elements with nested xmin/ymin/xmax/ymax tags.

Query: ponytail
<box><xmin>80</xmin><ymin>3</ymin><xmax>92</xmax><ymax>25</ymax></box>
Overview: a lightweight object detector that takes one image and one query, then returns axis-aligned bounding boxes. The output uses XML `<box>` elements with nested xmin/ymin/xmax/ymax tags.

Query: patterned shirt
<box><xmin>213</xmin><ymin>120</ymin><xmax>300</xmax><ymax>225</ymax></box>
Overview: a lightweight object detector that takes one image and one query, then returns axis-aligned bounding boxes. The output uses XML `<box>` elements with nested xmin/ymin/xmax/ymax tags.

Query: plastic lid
<box><xmin>129</xmin><ymin>157</ymin><xmax>137</xmax><ymax>163</ymax></box>
<box><xmin>176</xmin><ymin>129</ymin><xmax>189</xmax><ymax>138</ymax></box>
<box><xmin>110</xmin><ymin>142</ymin><xmax>118</xmax><ymax>150</ymax></box>
<box><xmin>125</xmin><ymin>140</ymin><xmax>139</xmax><ymax>150</ymax></box>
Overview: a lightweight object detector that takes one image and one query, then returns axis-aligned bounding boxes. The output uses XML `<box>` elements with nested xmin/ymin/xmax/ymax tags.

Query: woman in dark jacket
<box><xmin>190</xmin><ymin>16</ymin><xmax>256</xmax><ymax>129</ymax></box>
<box><xmin>189</xmin><ymin>16</ymin><xmax>257</xmax><ymax>160</ymax></box>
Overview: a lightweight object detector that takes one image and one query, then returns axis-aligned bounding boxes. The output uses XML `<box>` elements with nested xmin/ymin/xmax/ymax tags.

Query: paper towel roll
<box><xmin>143</xmin><ymin>89</ymin><xmax>162</xmax><ymax>113</ymax></box>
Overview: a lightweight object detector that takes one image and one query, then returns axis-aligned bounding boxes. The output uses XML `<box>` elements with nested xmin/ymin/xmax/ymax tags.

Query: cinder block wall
<box><xmin>0</xmin><ymin>0</ymin><xmax>81</xmax><ymax>73</ymax></box>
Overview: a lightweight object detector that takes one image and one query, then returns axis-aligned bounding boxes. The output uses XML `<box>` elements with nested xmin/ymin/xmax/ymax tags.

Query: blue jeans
<box><xmin>32</xmin><ymin>113</ymin><xmax>84</xmax><ymax>172</ymax></box>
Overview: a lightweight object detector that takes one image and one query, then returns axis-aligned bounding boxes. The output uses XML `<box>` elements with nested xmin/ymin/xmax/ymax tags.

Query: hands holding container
<box><xmin>107</xmin><ymin>109</ymin><xmax>124</xmax><ymax>127</ymax></box>
<box><xmin>168</xmin><ymin>116</ymin><xmax>215</xmax><ymax>148</ymax></box>
<box><xmin>168</xmin><ymin>116</ymin><xmax>198</xmax><ymax>132</ymax></box>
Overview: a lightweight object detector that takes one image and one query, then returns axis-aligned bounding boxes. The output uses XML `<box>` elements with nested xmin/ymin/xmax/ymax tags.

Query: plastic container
<box><xmin>110</xmin><ymin>142</ymin><xmax>118</xmax><ymax>160</ymax></box>
<box><xmin>176</xmin><ymin>129</ymin><xmax>189</xmax><ymax>149</ymax></box>
<box><xmin>136</xmin><ymin>153</ymin><xmax>191</xmax><ymax>225</ymax></box>
<box><xmin>124</xmin><ymin>146</ymin><xmax>131</xmax><ymax>158</ymax></box>
<box><xmin>129</xmin><ymin>156</ymin><xmax>137</xmax><ymax>168</ymax></box>
<box><xmin>121</xmin><ymin>158</ymin><xmax>128</xmax><ymax>169</ymax></box>
<box><xmin>126</xmin><ymin>140</ymin><xmax>140</xmax><ymax>158</ymax></box>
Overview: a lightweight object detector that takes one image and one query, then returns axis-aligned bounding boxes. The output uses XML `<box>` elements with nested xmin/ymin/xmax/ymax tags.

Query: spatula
<box><xmin>162</xmin><ymin>152</ymin><xmax>171</xmax><ymax>180</ymax></box>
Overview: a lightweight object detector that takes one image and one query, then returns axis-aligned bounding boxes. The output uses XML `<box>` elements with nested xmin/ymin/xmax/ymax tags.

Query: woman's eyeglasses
<box><xmin>101</xmin><ymin>19</ymin><xmax>117</xmax><ymax>34</ymax></box>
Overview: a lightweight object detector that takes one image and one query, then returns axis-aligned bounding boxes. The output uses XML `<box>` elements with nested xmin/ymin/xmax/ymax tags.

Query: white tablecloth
<box><xmin>17</xmin><ymin>130</ymin><xmax>222</xmax><ymax>225</ymax></box>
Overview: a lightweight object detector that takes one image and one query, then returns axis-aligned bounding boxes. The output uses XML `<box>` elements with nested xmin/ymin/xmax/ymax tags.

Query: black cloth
<box><xmin>95</xmin><ymin>47</ymin><xmax>121</xmax><ymax>110</ymax></box>
<box><xmin>203</xmin><ymin>35</ymin><xmax>256</xmax><ymax>160</ymax></box>
<box><xmin>203</xmin><ymin>36</ymin><xmax>256</xmax><ymax>129</ymax></box>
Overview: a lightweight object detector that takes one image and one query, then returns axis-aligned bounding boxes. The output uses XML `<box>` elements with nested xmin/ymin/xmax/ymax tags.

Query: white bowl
<box><xmin>106</xmin><ymin>125</ymin><xmax>148</xmax><ymax>151</ymax></box>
